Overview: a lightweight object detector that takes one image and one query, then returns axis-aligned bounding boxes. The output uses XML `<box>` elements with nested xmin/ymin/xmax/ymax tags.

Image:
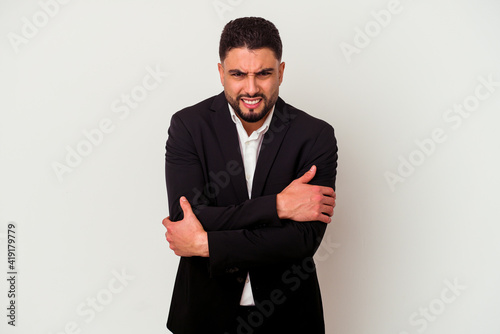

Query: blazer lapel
<box><xmin>251</xmin><ymin>98</ymin><xmax>291</xmax><ymax>198</ymax></box>
<box><xmin>211</xmin><ymin>92</ymin><xmax>249</xmax><ymax>203</ymax></box>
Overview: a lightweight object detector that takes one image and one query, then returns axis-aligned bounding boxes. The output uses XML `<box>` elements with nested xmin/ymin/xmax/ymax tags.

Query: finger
<box><xmin>321</xmin><ymin>196</ymin><xmax>335</xmax><ymax>207</ymax></box>
<box><xmin>322</xmin><ymin>205</ymin><xmax>334</xmax><ymax>217</ymax></box>
<box><xmin>179</xmin><ymin>196</ymin><xmax>194</xmax><ymax>218</ymax></box>
<box><xmin>320</xmin><ymin>186</ymin><xmax>335</xmax><ymax>197</ymax></box>
<box><xmin>297</xmin><ymin>165</ymin><xmax>316</xmax><ymax>184</ymax></box>
<box><xmin>162</xmin><ymin>216</ymin><xmax>171</xmax><ymax>228</ymax></box>
<box><xmin>317</xmin><ymin>213</ymin><xmax>332</xmax><ymax>224</ymax></box>
<box><xmin>166</xmin><ymin>226</ymin><xmax>174</xmax><ymax>242</ymax></box>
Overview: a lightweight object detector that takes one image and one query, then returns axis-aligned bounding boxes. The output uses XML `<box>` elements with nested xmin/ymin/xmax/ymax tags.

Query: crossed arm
<box><xmin>162</xmin><ymin>113</ymin><xmax>337</xmax><ymax>273</ymax></box>
<box><xmin>163</xmin><ymin>165</ymin><xmax>336</xmax><ymax>258</ymax></box>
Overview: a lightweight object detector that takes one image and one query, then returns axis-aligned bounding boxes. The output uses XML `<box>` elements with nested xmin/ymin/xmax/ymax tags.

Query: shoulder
<box><xmin>278</xmin><ymin>98</ymin><xmax>334</xmax><ymax>136</ymax></box>
<box><xmin>168</xmin><ymin>92</ymin><xmax>227</xmax><ymax>132</ymax></box>
<box><xmin>172</xmin><ymin>94</ymin><xmax>219</xmax><ymax>121</ymax></box>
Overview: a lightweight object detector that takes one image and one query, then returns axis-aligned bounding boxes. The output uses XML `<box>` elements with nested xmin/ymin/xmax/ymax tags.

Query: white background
<box><xmin>1</xmin><ymin>0</ymin><xmax>500</xmax><ymax>333</ymax></box>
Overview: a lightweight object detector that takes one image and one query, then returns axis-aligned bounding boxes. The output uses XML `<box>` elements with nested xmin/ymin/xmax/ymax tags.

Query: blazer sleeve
<box><xmin>165</xmin><ymin>113</ymin><xmax>283</xmax><ymax>231</ymax></box>
<box><xmin>207</xmin><ymin>124</ymin><xmax>338</xmax><ymax>276</ymax></box>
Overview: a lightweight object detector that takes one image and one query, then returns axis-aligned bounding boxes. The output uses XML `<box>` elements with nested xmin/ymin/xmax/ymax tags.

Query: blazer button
<box><xmin>236</xmin><ymin>277</ymin><xmax>245</xmax><ymax>283</ymax></box>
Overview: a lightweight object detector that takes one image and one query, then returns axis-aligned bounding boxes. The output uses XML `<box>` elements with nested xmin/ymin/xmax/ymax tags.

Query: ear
<box><xmin>218</xmin><ymin>63</ymin><xmax>225</xmax><ymax>86</ymax></box>
<box><xmin>278</xmin><ymin>62</ymin><xmax>285</xmax><ymax>85</ymax></box>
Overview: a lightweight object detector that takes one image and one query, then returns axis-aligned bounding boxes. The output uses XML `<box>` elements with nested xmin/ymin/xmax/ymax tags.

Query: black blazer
<box><xmin>165</xmin><ymin>92</ymin><xmax>338</xmax><ymax>334</ymax></box>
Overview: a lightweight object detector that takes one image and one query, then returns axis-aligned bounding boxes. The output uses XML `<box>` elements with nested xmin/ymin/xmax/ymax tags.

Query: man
<box><xmin>163</xmin><ymin>17</ymin><xmax>338</xmax><ymax>334</ymax></box>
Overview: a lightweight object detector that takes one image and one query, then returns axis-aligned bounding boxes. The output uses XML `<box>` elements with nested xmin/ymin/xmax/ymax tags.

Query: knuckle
<box><xmin>312</xmin><ymin>194</ymin><xmax>322</xmax><ymax>202</ymax></box>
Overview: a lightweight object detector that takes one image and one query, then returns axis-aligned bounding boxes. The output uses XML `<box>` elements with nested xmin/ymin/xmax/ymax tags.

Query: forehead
<box><xmin>222</xmin><ymin>47</ymin><xmax>279</xmax><ymax>70</ymax></box>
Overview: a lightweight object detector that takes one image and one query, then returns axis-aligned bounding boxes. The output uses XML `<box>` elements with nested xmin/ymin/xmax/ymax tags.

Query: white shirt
<box><xmin>228</xmin><ymin>103</ymin><xmax>275</xmax><ymax>306</ymax></box>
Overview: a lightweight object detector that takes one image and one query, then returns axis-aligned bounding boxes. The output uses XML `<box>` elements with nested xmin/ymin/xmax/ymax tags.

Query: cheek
<box><xmin>225</xmin><ymin>82</ymin><xmax>239</xmax><ymax>95</ymax></box>
<box><xmin>264</xmin><ymin>82</ymin><xmax>280</xmax><ymax>97</ymax></box>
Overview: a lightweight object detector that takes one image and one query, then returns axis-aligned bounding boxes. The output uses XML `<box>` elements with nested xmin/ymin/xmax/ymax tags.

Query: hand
<box><xmin>276</xmin><ymin>165</ymin><xmax>336</xmax><ymax>223</ymax></box>
<box><xmin>162</xmin><ymin>196</ymin><xmax>209</xmax><ymax>257</ymax></box>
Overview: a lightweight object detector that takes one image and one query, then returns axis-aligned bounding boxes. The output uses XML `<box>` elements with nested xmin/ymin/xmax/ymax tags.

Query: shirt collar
<box><xmin>228</xmin><ymin>103</ymin><xmax>275</xmax><ymax>136</ymax></box>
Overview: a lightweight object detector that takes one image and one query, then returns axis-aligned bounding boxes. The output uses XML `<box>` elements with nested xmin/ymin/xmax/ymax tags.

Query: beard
<box><xmin>225</xmin><ymin>92</ymin><xmax>277</xmax><ymax>123</ymax></box>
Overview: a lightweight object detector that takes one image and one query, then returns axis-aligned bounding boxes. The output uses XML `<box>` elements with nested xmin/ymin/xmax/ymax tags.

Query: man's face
<box><xmin>218</xmin><ymin>47</ymin><xmax>285</xmax><ymax>124</ymax></box>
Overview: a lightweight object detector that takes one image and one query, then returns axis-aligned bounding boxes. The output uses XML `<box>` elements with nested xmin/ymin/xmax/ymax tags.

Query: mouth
<box><xmin>241</xmin><ymin>97</ymin><xmax>263</xmax><ymax>110</ymax></box>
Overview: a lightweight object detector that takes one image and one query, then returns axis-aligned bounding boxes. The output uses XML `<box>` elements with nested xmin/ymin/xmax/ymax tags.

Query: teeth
<box><xmin>243</xmin><ymin>99</ymin><xmax>260</xmax><ymax>105</ymax></box>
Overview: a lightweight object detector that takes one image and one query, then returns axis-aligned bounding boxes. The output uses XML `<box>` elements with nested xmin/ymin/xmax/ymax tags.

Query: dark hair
<box><xmin>219</xmin><ymin>17</ymin><xmax>283</xmax><ymax>62</ymax></box>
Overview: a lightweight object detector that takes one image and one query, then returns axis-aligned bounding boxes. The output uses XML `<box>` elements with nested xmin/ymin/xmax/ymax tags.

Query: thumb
<box><xmin>179</xmin><ymin>196</ymin><xmax>194</xmax><ymax>217</ymax></box>
<box><xmin>297</xmin><ymin>165</ymin><xmax>316</xmax><ymax>184</ymax></box>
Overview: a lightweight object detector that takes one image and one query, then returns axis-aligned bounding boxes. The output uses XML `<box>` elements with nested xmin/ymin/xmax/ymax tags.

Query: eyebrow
<box><xmin>228</xmin><ymin>68</ymin><xmax>275</xmax><ymax>75</ymax></box>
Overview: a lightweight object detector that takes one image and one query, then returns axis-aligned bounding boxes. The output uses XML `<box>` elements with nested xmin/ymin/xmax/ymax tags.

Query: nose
<box><xmin>244</xmin><ymin>75</ymin><xmax>259</xmax><ymax>96</ymax></box>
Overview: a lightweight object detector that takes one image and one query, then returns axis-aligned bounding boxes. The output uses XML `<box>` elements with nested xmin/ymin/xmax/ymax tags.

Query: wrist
<box><xmin>276</xmin><ymin>193</ymin><xmax>287</xmax><ymax>220</ymax></box>
<box><xmin>198</xmin><ymin>232</ymin><xmax>209</xmax><ymax>257</ymax></box>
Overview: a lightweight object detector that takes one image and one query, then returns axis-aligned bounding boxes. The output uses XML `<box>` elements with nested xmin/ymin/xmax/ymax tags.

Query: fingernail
<box><xmin>180</xmin><ymin>196</ymin><xmax>187</xmax><ymax>202</ymax></box>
